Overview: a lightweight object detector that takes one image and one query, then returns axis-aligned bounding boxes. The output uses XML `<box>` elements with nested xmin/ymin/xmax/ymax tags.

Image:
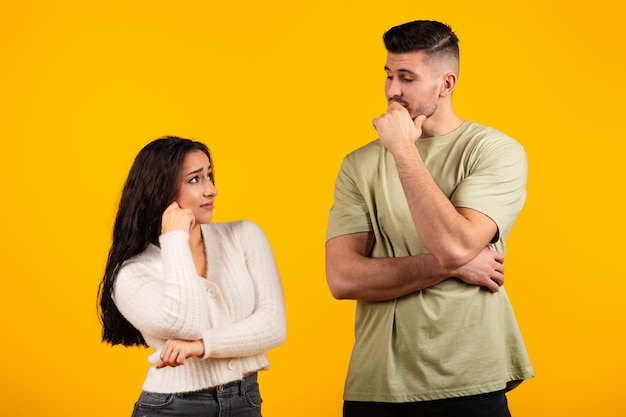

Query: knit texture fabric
<box><xmin>114</xmin><ymin>220</ymin><xmax>286</xmax><ymax>393</ymax></box>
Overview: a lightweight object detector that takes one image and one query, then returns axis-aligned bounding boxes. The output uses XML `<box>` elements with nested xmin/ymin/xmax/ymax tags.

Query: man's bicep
<box><xmin>325</xmin><ymin>232</ymin><xmax>374</xmax><ymax>280</ymax></box>
<box><xmin>326</xmin><ymin>232</ymin><xmax>374</xmax><ymax>260</ymax></box>
<box><xmin>451</xmin><ymin>137</ymin><xmax>528</xmax><ymax>242</ymax></box>
<box><xmin>325</xmin><ymin>232</ymin><xmax>375</xmax><ymax>299</ymax></box>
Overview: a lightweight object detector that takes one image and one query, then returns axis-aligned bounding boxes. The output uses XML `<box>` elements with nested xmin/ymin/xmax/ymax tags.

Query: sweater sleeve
<box><xmin>113</xmin><ymin>231</ymin><xmax>210</xmax><ymax>340</ymax></box>
<box><xmin>200</xmin><ymin>221</ymin><xmax>286</xmax><ymax>359</ymax></box>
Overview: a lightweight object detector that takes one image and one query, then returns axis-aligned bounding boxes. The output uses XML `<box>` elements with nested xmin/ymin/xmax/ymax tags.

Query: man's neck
<box><xmin>420</xmin><ymin>106</ymin><xmax>464</xmax><ymax>139</ymax></box>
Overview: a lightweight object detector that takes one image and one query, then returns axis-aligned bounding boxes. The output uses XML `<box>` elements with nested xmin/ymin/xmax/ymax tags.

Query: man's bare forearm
<box><xmin>326</xmin><ymin>233</ymin><xmax>505</xmax><ymax>301</ymax></box>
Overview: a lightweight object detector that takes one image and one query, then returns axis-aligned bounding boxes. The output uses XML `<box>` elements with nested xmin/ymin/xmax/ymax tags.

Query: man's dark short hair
<box><xmin>383</xmin><ymin>20</ymin><xmax>459</xmax><ymax>61</ymax></box>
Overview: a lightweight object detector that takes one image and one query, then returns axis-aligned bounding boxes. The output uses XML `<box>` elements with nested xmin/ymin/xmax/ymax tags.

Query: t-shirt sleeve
<box><xmin>450</xmin><ymin>136</ymin><xmax>528</xmax><ymax>242</ymax></box>
<box><xmin>326</xmin><ymin>155</ymin><xmax>373</xmax><ymax>242</ymax></box>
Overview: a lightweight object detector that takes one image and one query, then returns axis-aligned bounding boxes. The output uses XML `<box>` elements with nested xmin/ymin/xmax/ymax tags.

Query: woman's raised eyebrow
<box><xmin>184</xmin><ymin>167</ymin><xmax>204</xmax><ymax>177</ymax></box>
<box><xmin>185</xmin><ymin>162</ymin><xmax>212</xmax><ymax>177</ymax></box>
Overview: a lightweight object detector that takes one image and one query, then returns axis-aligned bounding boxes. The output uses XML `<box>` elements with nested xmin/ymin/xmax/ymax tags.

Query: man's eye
<box><xmin>401</xmin><ymin>77</ymin><xmax>413</xmax><ymax>83</ymax></box>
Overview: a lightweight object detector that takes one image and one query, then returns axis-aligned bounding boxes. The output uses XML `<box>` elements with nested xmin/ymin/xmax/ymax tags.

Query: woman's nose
<box><xmin>204</xmin><ymin>180</ymin><xmax>217</xmax><ymax>197</ymax></box>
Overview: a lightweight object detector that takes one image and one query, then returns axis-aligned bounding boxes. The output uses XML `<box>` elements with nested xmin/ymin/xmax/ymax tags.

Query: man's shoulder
<box><xmin>344</xmin><ymin>139</ymin><xmax>384</xmax><ymax>163</ymax></box>
<box><xmin>461</xmin><ymin>122</ymin><xmax>521</xmax><ymax>147</ymax></box>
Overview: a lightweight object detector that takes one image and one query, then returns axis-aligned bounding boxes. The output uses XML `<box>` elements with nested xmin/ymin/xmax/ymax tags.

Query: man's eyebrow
<box><xmin>384</xmin><ymin>66</ymin><xmax>417</xmax><ymax>76</ymax></box>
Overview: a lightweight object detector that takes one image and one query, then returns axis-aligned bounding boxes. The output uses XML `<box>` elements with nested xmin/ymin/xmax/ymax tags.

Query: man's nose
<box><xmin>386</xmin><ymin>79</ymin><xmax>402</xmax><ymax>100</ymax></box>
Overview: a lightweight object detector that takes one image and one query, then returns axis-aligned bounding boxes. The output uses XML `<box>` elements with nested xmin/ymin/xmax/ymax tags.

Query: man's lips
<box><xmin>389</xmin><ymin>97</ymin><xmax>409</xmax><ymax>108</ymax></box>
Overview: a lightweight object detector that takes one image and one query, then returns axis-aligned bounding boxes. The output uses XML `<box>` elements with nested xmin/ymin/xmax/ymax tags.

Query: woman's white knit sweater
<box><xmin>113</xmin><ymin>220</ymin><xmax>286</xmax><ymax>393</ymax></box>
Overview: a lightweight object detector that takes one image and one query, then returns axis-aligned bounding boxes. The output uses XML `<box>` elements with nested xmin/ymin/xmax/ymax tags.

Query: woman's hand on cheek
<box><xmin>161</xmin><ymin>202</ymin><xmax>196</xmax><ymax>234</ymax></box>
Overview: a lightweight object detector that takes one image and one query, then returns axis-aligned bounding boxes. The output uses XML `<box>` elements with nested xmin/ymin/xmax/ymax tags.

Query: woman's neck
<box><xmin>188</xmin><ymin>225</ymin><xmax>207</xmax><ymax>277</ymax></box>
<box><xmin>188</xmin><ymin>225</ymin><xmax>204</xmax><ymax>249</ymax></box>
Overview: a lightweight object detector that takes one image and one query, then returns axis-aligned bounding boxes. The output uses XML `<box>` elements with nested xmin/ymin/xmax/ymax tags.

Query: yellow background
<box><xmin>1</xmin><ymin>0</ymin><xmax>624</xmax><ymax>416</ymax></box>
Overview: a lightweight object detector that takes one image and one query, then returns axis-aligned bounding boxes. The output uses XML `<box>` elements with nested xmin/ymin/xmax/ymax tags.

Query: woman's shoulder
<box><xmin>116</xmin><ymin>244</ymin><xmax>162</xmax><ymax>282</ymax></box>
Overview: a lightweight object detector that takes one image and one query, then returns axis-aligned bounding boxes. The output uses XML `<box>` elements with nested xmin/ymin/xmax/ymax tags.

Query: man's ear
<box><xmin>440</xmin><ymin>72</ymin><xmax>458</xmax><ymax>98</ymax></box>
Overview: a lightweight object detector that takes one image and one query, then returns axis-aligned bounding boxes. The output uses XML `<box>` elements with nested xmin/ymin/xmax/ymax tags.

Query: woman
<box><xmin>98</xmin><ymin>136</ymin><xmax>286</xmax><ymax>417</ymax></box>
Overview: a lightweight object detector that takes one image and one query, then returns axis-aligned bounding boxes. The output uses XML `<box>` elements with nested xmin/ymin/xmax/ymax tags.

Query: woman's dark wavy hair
<box><xmin>97</xmin><ymin>136</ymin><xmax>213</xmax><ymax>347</ymax></box>
<box><xmin>383</xmin><ymin>20</ymin><xmax>459</xmax><ymax>62</ymax></box>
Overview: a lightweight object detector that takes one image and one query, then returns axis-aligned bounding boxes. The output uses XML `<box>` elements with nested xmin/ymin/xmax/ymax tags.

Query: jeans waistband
<box><xmin>195</xmin><ymin>372</ymin><xmax>258</xmax><ymax>395</ymax></box>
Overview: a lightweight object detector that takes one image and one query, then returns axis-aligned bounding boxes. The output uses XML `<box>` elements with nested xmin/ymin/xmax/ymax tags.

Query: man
<box><xmin>325</xmin><ymin>20</ymin><xmax>533</xmax><ymax>417</ymax></box>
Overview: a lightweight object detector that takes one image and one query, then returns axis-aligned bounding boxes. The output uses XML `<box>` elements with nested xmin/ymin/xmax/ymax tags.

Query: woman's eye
<box><xmin>189</xmin><ymin>176</ymin><xmax>199</xmax><ymax>184</ymax></box>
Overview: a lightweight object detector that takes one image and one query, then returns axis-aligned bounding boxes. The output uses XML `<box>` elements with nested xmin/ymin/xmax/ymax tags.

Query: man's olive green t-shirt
<box><xmin>326</xmin><ymin>121</ymin><xmax>534</xmax><ymax>402</ymax></box>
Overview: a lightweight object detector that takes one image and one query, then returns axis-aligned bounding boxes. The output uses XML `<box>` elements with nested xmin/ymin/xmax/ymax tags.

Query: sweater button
<box><xmin>227</xmin><ymin>359</ymin><xmax>237</xmax><ymax>370</ymax></box>
<box><xmin>207</xmin><ymin>287</ymin><xmax>218</xmax><ymax>298</ymax></box>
